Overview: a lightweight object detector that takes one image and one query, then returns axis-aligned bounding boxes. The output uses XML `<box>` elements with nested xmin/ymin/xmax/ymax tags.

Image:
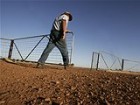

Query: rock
<box><xmin>0</xmin><ymin>101</ymin><xmax>5</xmax><ymax>104</ymax></box>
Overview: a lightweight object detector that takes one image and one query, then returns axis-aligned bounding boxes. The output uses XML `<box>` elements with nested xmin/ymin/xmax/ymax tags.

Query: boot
<box><xmin>36</xmin><ymin>62</ymin><xmax>44</xmax><ymax>69</ymax></box>
<box><xmin>64</xmin><ymin>64</ymin><xmax>69</xmax><ymax>70</ymax></box>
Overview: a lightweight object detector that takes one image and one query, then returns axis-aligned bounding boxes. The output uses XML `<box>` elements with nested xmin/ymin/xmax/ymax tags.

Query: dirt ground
<box><xmin>0</xmin><ymin>60</ymin><xmax>140</xmax><ymax>105</ymax></box>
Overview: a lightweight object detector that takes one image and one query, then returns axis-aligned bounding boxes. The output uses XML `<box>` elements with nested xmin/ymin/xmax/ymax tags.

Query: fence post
<box><xmin>121</xmin><ymin>59</ymin><xmax>124</xmax><ymax>70</ymax></box>
<box><xmin>90</xmin><ymin>52</ymin><xmax>94</xmax><ymax>70</ymax></box>
<box><xmin>96</xmin><ymin>53</ymin><xmax>100</xmax><ymax>70</ymax></box>
<box><xmin>8</xmin><ymin>40</ymin><xmax>14</xmax><ymax>59</ymax></box>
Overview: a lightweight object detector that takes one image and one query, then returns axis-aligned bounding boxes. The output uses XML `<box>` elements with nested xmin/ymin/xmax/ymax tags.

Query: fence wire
<box><xmin>0</xmin><ymin>33</ymin><xmax>74</xmax><ymax>65</ymax></box>
<box><xmin>123</xmin><ymin>59</ymin><xmax>140</xmax><ymax>71</ymax></box>
<box><xmin>91</xmin><ymin>51</ymin><xmax>140</xmax><ymax>71</ymax></box>
<box><xmin>99</xmin><ymin>51</ymin><xmax>122</xmax><ymax>70</ymax></box>
<box><xmin>0</xmin><ymin>39</ymin><xmax>11</xmax><ymax>58</ymax></box>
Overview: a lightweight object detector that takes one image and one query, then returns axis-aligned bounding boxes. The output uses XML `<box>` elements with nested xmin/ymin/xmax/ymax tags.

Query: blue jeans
<box><xmin>38</xmin><ymin>30</ymin><xmax>69</xmax><ymax>66</ymax></box>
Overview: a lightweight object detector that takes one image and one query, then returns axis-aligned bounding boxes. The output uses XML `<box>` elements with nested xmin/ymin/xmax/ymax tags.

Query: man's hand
<box><xmin>62</xmin><ymin>30</ymin><xmax>72</xmax><ymax>39</ymax></box>
<box><xmin>66</xmin><ymin>30</ymin><xmax>72</xmax><ymax>33</ymax></box>
<box><xmin>62</xmin><ymin>32</ymin><xmax>66</xmax><ymax>39</ymax></box>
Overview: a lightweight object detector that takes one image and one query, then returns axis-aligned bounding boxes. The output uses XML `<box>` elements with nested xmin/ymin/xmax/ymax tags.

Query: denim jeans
<box><xmin>38</xmin><ymin>30</ymin><xmax>69</xmax><ymax>66</ymax></box>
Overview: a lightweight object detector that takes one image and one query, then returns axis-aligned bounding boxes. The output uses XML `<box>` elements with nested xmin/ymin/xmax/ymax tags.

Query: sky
<box><xmin>1</xmin><ymin>0</ymin><xmax>140</xmax><ymax>69</ymax></box>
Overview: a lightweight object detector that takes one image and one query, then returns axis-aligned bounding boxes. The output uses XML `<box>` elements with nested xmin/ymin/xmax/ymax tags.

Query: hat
<box><xmin>63</xmin><ymin>11</ymin><xmax>73</xmax><ymax>21</ymax></box>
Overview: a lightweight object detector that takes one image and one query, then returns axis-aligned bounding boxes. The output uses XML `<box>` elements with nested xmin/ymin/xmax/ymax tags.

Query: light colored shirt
<box><xmin>52</xmin><ymin>14</ymin><xmax>69</xmax><ymax>31</ymax></box>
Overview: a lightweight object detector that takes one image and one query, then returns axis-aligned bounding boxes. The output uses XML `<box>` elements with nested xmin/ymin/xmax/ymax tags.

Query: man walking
<box><xmin>36</xmin><ymin>11</ymin><xmax>73</xmax><ymax>69</ymax></box>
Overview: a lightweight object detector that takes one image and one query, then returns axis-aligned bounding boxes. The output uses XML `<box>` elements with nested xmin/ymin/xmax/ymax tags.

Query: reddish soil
<box><xmin>0</xmin><ymin>60</ymin><xmax>140</xmax><ymax>105</ymax></box>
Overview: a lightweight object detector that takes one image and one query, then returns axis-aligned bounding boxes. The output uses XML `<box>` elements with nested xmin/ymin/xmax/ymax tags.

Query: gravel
<box><xmin>0</xmin><ymin>60</ymin><xmax>140</xmax><ymax>105</ymax></box>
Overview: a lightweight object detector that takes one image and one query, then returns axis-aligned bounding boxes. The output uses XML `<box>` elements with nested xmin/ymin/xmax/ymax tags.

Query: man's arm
<box><xmin>62</xmin><ymin>19</ymin><xmax>67</xmax><ymax>39</ymax></box>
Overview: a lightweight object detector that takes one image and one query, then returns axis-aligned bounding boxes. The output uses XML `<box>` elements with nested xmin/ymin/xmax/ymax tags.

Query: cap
<box><xmin>63</xmin><ymin>11</ymin><xmax>73</xmax><ymax>21</ymax></box>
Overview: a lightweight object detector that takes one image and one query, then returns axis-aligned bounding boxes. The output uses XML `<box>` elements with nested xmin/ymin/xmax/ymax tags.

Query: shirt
<box><xmin>51</xmin><ymin>14</ymin><xmax>69</xmax><ymax>31</ymax></box>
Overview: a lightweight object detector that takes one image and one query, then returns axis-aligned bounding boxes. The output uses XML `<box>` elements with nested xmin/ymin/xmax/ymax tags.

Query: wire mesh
<box><xmin>0</xmin><ymin>33</ymin><xmax>74</xmax><ymax>64</ymax></box>
<box><xmin>0</xmin><ymin>39</ymin><xmax>11</xmax><ymax>58</ymax></box>
<box><xmin>123</xmin><ymin>59</ymin><xmax>140</xmax><ymax>71</ymax></box>
<box><xmin>99</xmin><ymin>51</ymin><xmax>122</xmax><ymax>70</ymax></box>
<box><xmin>91</xmin><ymin>51</ymin><xmax>140</xmax><ymax>71</ymax></box>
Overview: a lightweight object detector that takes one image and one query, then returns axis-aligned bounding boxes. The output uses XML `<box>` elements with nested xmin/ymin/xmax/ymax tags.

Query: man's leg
<box><xmin>37</xmin><ymin>41</ymin><xmax>55</xmax><ymax>67</ymax></box>
<box><xmin>56</xmin><ymin>39</ymin><xmax>69</xmax><ymax>69</ymax></box>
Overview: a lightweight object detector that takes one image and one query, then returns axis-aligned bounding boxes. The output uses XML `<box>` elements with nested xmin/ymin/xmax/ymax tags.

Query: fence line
<box><xmin>1</xmin><ymin>34</ymin><xmax>139</xmax><ymax>71</ymax></box>
<box><xmin>123</xmin><ymin>59</ymin><xmax>140</xmax><ymax>71</ymax></box>
<box><xmin>0</xmin><ymin>32</ymin><xmax>74</xmax><ymax>65</ymax></box>
<box><xmin>91</xmin><ymin>51</ymin><xmax>140</xmax><ymax>71</ymax></box>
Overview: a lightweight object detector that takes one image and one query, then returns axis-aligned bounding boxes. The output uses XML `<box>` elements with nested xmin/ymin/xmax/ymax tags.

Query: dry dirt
<box><xmin>0</xmin><ymin>60</ymin><xmax>140</xmax><ymax>105</ymax></box>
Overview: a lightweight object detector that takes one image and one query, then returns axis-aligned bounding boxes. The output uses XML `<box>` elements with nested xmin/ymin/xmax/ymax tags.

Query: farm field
<box><xmin>0</xmin><ymin>60</ymin><xmax>140</xmax><ymax>105</ymax></box>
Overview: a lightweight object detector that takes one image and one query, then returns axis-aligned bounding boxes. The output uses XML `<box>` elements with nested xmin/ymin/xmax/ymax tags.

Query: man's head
<box><xmin>63</xmin><ymin>11</ymin><xmax>73</xmax><ymax>21</ymax></box>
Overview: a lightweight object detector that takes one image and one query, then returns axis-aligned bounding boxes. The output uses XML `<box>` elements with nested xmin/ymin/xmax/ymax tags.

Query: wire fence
<box><xmin>0</xmin><ymin>32</ymin><xmax>74</xmax><ymax>65</ymax></box>
<box><xmin>1</xmin><ymin>34</ymin><xmax>139</xmax><ymax>71</ymax></box>
<box><xmin>123</xmin><ymin>59</ymin><xmax>140</xmax><ymax>71</ymax></box>
<box><xmin>0</xmin><ymin>38</ymin><xmax>11</xmax><ymax>58</ymax></box>
<box><xmin>91</xmin><ymin>51</ymin><xmax>140</xmax><ymax>71</ymax></box>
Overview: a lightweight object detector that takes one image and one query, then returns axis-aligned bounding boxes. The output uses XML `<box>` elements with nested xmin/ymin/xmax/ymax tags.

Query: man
<box><xmin>36</xmin><ymin>11</ymin><xmax>73</xmax><ymax>69</ymax></box>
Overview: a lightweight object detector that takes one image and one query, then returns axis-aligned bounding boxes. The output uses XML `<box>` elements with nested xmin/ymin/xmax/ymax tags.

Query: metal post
<box><xmin>8</xmin><ymin>40</ymin><xmax>14</xmax><ymax>59</ymax></box>
<box><xmin>69</xmin><ymin>32</ymin><xmax>74</xmax><ymax>65</ymax></box>
<box><xmin>90</xmin><ymin>52</ymin><xmax>94</xmax><ymax>70</ymax></box>
<box><xmin>121</xmin><ymin>59</ymin><xmax>124</xmax><ymax>70</ymax></box>
<box><xmin>96</xmin><ymin>53</ymin><xmax>100</xmax><ymax>70</ymax></box>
